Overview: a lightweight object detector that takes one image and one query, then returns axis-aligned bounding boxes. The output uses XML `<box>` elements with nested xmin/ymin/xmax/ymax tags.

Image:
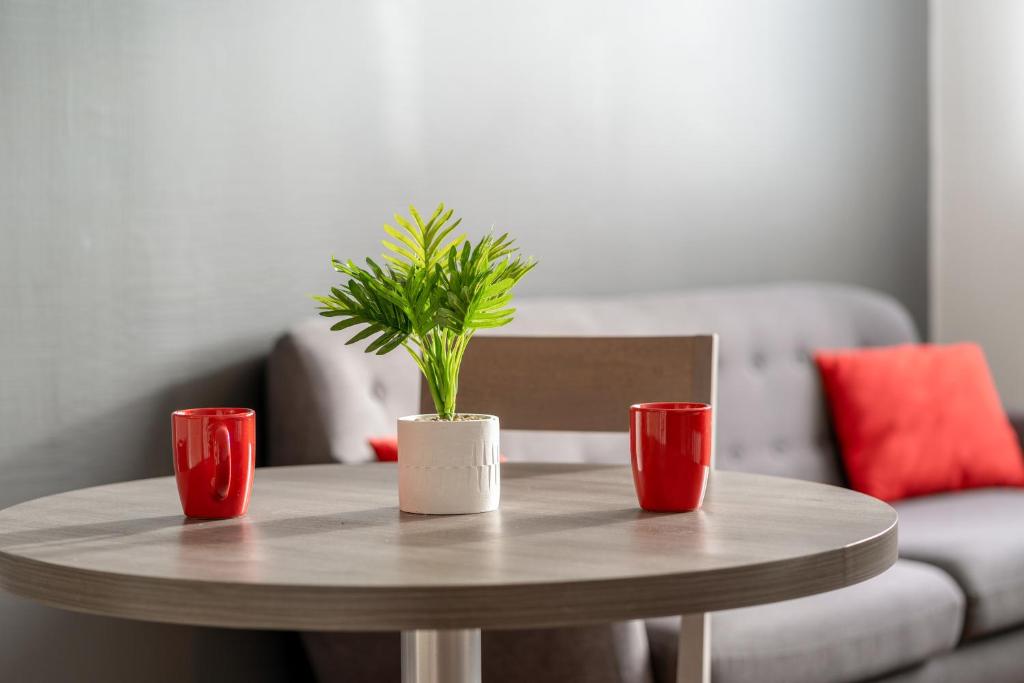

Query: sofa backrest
<box><xmin>267</xmin><ymin>283</ymin><xmax>917</xmax><ymax>485</ymax></box>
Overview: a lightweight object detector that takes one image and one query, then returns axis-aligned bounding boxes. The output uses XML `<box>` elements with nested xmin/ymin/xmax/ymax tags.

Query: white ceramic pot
<box><xmin>397</xmin><ymin>414</ymin><xmax>500</xmax><ymax>514</ymax></box>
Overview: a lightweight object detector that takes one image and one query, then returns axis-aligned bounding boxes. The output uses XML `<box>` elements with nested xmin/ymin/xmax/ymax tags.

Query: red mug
<box><xmin>172</xmin><ymin>408</ymin><xmax>255</xmax><ymax>519</ymax></box>
<box><xmin>630</xmin><ymin>402</ymin><xmax>712</xmax><ymax>512</ymax></box>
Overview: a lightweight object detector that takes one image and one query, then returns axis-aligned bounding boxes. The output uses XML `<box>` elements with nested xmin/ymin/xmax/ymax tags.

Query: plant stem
<box><xmin>404</xmin><ymin>332</ymin><xmax>462</xmax><ymax>420</ymax></box>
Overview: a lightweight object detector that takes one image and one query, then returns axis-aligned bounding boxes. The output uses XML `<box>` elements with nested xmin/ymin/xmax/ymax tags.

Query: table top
<box><xmin>0</xmin><ymin>463</ymin><xmax>897</xmax><ymax>631</ymax></box>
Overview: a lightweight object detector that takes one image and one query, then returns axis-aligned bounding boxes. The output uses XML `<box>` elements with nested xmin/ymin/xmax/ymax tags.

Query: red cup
<box><xmin>172</xmin><ymin>408</ymin><xmax>255</xmax><ymax>519</ymax></box>
<box><xmin>630</xmin><ymin>402</ymin><xmax>712</xmax><ymax>512</ymax></box>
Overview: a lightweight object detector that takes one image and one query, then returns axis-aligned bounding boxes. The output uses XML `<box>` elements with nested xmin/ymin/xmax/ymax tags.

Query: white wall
<box><xmin>931</xmin><ymin>0</ymin><xmax>1024</xmax><ymax>411</ymax></box>
<box><xmin>1</xmin><ymin>0</ymin><xmax>927</xmax><ymax>680</ymax></box>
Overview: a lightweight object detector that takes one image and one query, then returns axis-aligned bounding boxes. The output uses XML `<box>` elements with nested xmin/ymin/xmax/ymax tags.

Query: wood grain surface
<box><xmin>425</xmin><ymin>336</ymin><xmax>717</xmax><ymax>431</ymax></box>
<box><xmin>0</xmin><ymin>463</ymin><xmax>897</xmax><ymax>632</ymax></box>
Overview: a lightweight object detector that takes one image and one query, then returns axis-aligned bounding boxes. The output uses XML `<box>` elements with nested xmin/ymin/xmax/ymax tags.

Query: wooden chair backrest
<box><xmin>418</xmin><ymin>336</ymin><xmax>718</xmax><ymax>442</ymax></box>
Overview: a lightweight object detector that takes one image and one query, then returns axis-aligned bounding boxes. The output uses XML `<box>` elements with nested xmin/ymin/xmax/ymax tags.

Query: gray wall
<box><xmin>931</xmin><ymin>0</ymin><xmax>1024</xmax><ymax>412</ymax></box>
<box><xmin>1</xmin><ymin>0</ymin><xmax>927</xmax><ymax>680</ymax></box>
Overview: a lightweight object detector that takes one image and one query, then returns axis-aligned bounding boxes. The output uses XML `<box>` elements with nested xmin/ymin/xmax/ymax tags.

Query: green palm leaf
<box><xmin>316</xmin><ymin>260</ymin><xmax>413</xmax><ymax>355</ymax></box>
<box><xmin>314</xmin><ymin>204</ymin><xmax>535</xmax><ymax>417</ymax></box>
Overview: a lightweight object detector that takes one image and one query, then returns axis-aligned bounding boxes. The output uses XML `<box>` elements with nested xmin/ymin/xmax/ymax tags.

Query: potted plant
<box><xmin>314</xmin><ymin>203</ymin><xmax>535</xmax><ymax>514</ymax></box>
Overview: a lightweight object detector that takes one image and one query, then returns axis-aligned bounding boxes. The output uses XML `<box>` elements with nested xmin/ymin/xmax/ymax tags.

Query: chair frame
<box><xmin>417</xmin><ymin>334</ymin><xmax>718</xmax><ymax>683</ymax></box>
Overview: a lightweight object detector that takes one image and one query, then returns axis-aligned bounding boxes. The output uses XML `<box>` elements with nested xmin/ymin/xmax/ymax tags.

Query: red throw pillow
<box><xmin>815</xmin><ymin>343</ymin><xmax>1024</xmax><ymax>502</ymax></box>
<box><xmin>368</xmin><ymin>435</ymin><xmax>508</xmax><ymax>463</ymax></box>
<box><xmin>368</xmin><ymin>436</ymin><xmax>399</xmax><ymax>462</ymax></box>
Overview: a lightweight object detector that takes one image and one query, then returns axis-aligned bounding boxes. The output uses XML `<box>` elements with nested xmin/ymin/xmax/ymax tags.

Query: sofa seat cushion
<box><xmin>896</xmin><ymin>488</ymin><xmax>1024</xmax><ymax>639</ymax></box>
<box><xmin>646</xmin><ymin>560</ymin><xmax>964</xmax><ymax>683</ymax></box>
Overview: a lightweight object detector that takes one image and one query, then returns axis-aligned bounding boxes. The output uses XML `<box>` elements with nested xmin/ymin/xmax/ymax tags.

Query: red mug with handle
<box><xmin>630</xmin><ymin>402</ymin><xmax>712</xmax><ymax>512</ymax></box>
<box><xmin>172</xmin><ymin>408</ymin><xmax>255</xmax><ymax>519</ymax></box>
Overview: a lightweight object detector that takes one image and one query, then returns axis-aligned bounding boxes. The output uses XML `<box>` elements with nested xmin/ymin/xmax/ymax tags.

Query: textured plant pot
<box><xmin>397</xmin><ymin>414</ymin><xmax>500</xmax><ymax>514</ymax></box>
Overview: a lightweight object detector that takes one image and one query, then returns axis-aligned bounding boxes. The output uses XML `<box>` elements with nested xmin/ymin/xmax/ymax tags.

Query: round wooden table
<box><xmin>0</xmin><ymin>463</ymin><xmax>897</xmax><ymax>683</ymax></box>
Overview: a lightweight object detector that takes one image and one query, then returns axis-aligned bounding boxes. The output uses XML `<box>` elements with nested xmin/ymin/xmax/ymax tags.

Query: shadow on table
<box><xmin>0</xmin><ymin>500</ymin><xmax>682</xmax><ymax>554</ymax></box>
<box><xmin>0</xmin><ymin>506</ymin><xmax>400</xmax><ymax>552</ymax></box>
<box><xmin>501</xmin><ymin>463</ymin><xmax>618</xmax><ymax>479</ymax></box>
<box><xmin>0</xmin><ymin>515</ymin><xmax>187</xmax><ymax>549</ymax></box>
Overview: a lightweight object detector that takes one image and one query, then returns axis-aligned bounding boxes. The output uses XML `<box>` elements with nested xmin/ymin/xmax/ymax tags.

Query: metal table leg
<box><xmin>677</xmin><ymin>613</ymin><xmax>710</xmax><ymax>683</ymax></box>
<box><xmin>402</xmin><ymin>629</ymin><xmax>481</xmax><ymax>683</ymax></box>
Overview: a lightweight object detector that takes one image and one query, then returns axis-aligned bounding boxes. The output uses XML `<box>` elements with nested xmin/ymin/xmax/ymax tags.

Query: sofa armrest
<box><xmin>266</xmin><ymin>333</ymin><xmax>332</xmax><ymax>467</ymax></box>
<box><xmin>266</xmin><ymin>319</ymin><xmax>419</xmax><ymax>466</ymax></box>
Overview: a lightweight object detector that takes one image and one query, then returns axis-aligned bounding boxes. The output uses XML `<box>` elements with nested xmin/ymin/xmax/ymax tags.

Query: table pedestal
<box><xmin>677</xmin><ymin>612</ymin><xmax>710</xmax><ymax>683</ymax></box>
<box><xmin>402</xmin><ymin>629</ymin><xmax>481</xmax><ymax>683</ymax></box>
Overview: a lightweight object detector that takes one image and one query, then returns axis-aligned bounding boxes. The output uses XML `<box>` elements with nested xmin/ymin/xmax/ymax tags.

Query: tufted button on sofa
<box><xmin>267</xmin><ymin>283</ymin><xmax>1024</xmax><ymax>683</ymax></box>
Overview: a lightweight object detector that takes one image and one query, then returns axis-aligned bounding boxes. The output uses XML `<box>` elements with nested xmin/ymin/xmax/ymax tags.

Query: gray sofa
<box><xmin>267</xmin><ymin>283</ymin><xmax>1024</xmax><ymax>683</ymax></box>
